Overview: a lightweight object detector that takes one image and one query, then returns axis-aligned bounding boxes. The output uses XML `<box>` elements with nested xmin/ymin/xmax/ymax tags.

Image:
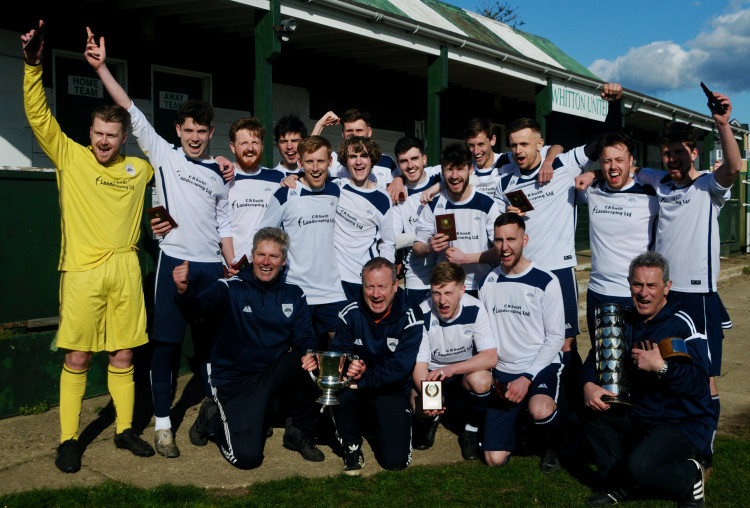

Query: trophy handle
<box><xmin>306</xmin><ymin>349</ymin><xmax>318</xmax><ymax>382</ymax></box>
<box><xmin>341</xmin><ymin>354</ymin><xmax>360</xmax><ymax>387</ymax></box>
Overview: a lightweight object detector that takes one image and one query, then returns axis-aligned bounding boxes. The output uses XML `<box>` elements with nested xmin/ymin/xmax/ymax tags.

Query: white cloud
<box><xmin>588</xmin><ymin>3</ymin><xmax>750</xmax><ymax>94</ymax></box>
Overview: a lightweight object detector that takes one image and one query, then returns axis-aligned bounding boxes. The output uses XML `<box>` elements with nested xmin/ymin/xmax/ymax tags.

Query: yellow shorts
<box><xmin>56</xmin><ymin>249</ymin><xmax>148</xmax><ymax>352</ymax></box>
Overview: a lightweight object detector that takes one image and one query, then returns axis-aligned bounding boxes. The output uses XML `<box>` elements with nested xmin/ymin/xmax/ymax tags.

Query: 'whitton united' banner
<box><xmin>550</xmin><ymin>82</ymin><xmax>609</xmax><ymax>122</ymax></box>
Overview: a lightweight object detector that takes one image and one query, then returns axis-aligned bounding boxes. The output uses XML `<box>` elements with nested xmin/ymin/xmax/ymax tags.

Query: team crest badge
<box><xmin>282</xmin><ymin>304</ymin><xmax>293</xmax><ymax>317</ymax></box>
<box><xmin>125</xmin><ymin>164</ymin><xmax>136</xmax><ymax>176</ymax></box>
<box><xmin>387</xmin><ymin>337</ymin><xmax>399</xmax><ymax>352</ymax></box>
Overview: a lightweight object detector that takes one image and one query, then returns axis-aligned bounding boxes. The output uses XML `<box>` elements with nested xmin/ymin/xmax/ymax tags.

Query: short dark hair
<box><xmin>338</xmin><ymin>136</ymin><xmax>383</xmax><ymax>166</ymax></box>
<box><xmin>507</xmin><ymin>118</ymin><xmax>541</xmax><ymax>136</ymax></box>
<box><xmin>597</xmin><ymin>131</ymin><xmax>635</xmax><ymax>159</ymax></box>
<box><xmin>361</xmin><ymin>257</ymin><xmax>397</xmax><ymax>284</ymax></box>
<box><xmin>340</xmin><ymin>108</ymin><xmax>372</xmax><ymax>128</ymax></box>
<box><xmin>659</xmin><ymin>121</ymin><xmax>698</xmax><ymax>151</ymax></box>
<box><xmin>440</xmin><ymin>143</ymin><xmax>472</xmax><ymax>170</ymax></box>
<box><xmin>274</xmin><ymin>114</ymin><xmax>308</xmax><ymax>142</ymax></box>
<box><xmin>494</xmin><ymin>212</ymin><xmax>526</xmax><ymax>231</ymax></box>
<box><xmin>463</xmin><ymin>117</ymin><xmax>494</xmax><ymax>140</ymax></box>
<box><xmin>229</xmin><ymin>117</ymin><xmax>265</xmax><ymax>143</ymax></box>
<box><xmin>252</xmin><ymin>227</ymin><xmax>290</xmax><ymax>260</ymax></box>
<box><xmin>176</xmin><ymin>99</ymin><xmax>213</xmax><ymax>127</ymax></box>
<box><xmin>628</xmin><ymin>252</ymin><xmax>670</xmax><ymax>284</ymax></box>
<box><xmin>394</xmin><ymin>136</ymin><xmax>425</xmax><ymax>158</ymax></box>
<box><xmin>430</xmin><ymin>262</ymin><xmax>466</xmax><ymax>287</ymax></box>
<box><xmin>297</xmin><ymin>135</ymin><xmax>332</xmax><ymax>158</ymax></box>
<box><xmin>91</xmin><ymin>105</ymin><xmax>130</xmax><ymax>133</ymax></box>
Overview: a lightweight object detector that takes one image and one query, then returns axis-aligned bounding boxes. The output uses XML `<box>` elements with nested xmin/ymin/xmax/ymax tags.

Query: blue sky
<box><xmin>447</xmin><ymin>0</ymin><xmax>750</xmax><ymax>125</ymax></box>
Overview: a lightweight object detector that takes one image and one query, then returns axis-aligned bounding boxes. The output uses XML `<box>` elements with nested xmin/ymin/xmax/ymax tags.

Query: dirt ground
<box><xmin>0</xmin><ymin>255</ymin><xmax>748</xmax><ymax>495</ymax></box>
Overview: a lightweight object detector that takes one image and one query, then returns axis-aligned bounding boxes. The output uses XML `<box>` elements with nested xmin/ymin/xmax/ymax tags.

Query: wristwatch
<box><xmin>656</xmin><ymin>360</ymin><xmax>669</xmax><ymax>379</ymax></box>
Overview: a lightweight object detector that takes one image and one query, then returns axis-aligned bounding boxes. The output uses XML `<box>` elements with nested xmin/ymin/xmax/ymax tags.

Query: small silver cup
<box><xmin>312</xmin><ymin>351</ymin><xmax>358</xmax><ymax>406</ymax></box>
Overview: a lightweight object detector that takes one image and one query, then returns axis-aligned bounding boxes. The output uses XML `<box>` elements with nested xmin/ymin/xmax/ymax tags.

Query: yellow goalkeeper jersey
<box><xmin>24</xmin><ymin>63</ymin><xmax>153</xmax><ymax>271</ymax></box>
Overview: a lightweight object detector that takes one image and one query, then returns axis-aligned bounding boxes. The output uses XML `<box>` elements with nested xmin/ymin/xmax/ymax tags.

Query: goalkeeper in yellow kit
<box><xmin>22</xmin><ymin>21</ymin><xmax>155</xmax><ymax>473</ymax></box>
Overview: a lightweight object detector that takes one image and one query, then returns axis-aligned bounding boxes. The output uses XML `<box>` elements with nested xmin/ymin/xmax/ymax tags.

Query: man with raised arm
<box><xmin>86</xmin><ymin>29</ymin><xmax>234</xmax><ymax>458</ymax></box>
<box><xmin>633</xmin><ymin>89</ymin><xmax>740</xmax><ymax>477</ymax></box>
<box><xmin>23</xmin><ymin>21</ymin><xmax>155</xmax><ymax>473</ymax></box>
<box><xmin>312</xmin><ymin>108</ymin><xmax>397</xmax><ymax>188</ymax></box>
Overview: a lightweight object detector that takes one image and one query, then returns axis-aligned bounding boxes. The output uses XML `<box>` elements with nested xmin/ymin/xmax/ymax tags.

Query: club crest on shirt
<box><xmin>387</xmin><ymin>337</ymin><xmax>399</xmax><ymax>352</ymax></box>
<box><xmin>282</xmin><ymin>304</ymin><xmax>293</xmax><ymax>317</ymax></box>
<box><xmin>125</xmin><ymin>164</ymin><xmax>136</xmax><ymax>176</ymax></box>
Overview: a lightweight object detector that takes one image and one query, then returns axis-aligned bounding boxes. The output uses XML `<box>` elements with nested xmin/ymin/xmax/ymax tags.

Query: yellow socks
<box><xmin>59</xmin><ymin>365</ymin><xmax>88</xmax><ymax>442</ymax></box>
<box><xmin>108</xmin><ymin>365</ymin><xmax>135</xmax><ymax>434</ymax></box>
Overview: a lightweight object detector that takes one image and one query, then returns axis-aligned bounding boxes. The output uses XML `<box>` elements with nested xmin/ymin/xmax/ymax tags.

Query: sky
<box><xmin>447</xmin><ymin>0</ymin><xmax>750</xmax><ymax>125</ymax></box>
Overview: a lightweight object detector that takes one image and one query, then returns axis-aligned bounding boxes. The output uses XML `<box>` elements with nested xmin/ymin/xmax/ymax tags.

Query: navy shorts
<box><xmin>341</xmin><ymin>281</ymin><xmax>362</xmax><ymax>302</ymax></box>
<box><xmin>483</xmin><ymin>363</ymin><xmax>563</xmax><ymax>452</ymax></box>
<box><xmin>152</xmin><ymin>251</ymin><xmax>223</xmax><ymax>343</ymax></box>
<box><xmin>667</xmin><ymin>290</ymin><xmax>731</xmax><ymax>376</ymax></box>
<box><xmin>309</xmin><ymin>300</ymin><xmax>347</xmax><ymax>338</ymax></box>
<box><xmin>552</xmin><ymin>267</ymin><xmax>580</xmax><ymax>338</ymax></box>
<box><xmin>404</xmin><ymin>288</ymin><xmax>430</xmax><ymax>308</ymax></box>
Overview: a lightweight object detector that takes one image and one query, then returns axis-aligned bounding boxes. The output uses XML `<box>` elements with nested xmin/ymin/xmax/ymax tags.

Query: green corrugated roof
<box><xmin>347</xmin><ymin>0</ymin><xmax>599</xmax><ymax>81</ymax></box>
<box><xmin>421</xmin><ymin>0</ymin><xmax>515</xmax><ymax>53</ymax></box>
<box><xmin>519</xmin><ymin>30</ymin><xmax>600</xmax><ymax>80</ymax></box>
<box><xmin>356</xmin><ymin>0</ymin><xmax>408</xmax><ymax>17</ymax></box>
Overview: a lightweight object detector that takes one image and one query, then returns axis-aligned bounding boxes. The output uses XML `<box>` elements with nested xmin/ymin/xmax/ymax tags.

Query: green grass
<box><xmin>1</xmin><ymin>433</ymin><xmax>748</xmax><ymax>507</ymax></box>
<box><xmin>18</xmin><ymin>400</ymin><xmax>49</xmax><ymax>416</ymax></box>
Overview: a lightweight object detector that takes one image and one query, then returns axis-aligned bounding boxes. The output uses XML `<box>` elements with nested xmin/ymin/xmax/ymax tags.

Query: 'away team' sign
<box><xmin>159</xmin><ymin>91</ymin><xmax>187</xmax><ymax>111</ymax></box>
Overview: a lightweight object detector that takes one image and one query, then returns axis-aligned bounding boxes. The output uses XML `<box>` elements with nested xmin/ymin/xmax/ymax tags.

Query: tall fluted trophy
<box><xmin>594</xmin><ymin>304</ymin><xmax>631</xmax><ymax>406</ymax></box>
<box><xmin>310</xmin><ymin>351</ymin><xmax>358</xmax><ymax>406</ymax></box>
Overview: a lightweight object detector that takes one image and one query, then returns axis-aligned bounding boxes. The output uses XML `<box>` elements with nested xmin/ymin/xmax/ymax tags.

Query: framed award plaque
<box><xmin>504</xmin><ymin>190</ymin><xmax>534</xmax><ymax>212</ymax></box>
<box><xmin>420</xmin><ymin>380</ymin><xmax>443</xmax><ymax>411</ymax></box>
<box><xmin>435</xmin><ymin>213</ymin><xmax>457</xmax><ymax>241</ymax></box>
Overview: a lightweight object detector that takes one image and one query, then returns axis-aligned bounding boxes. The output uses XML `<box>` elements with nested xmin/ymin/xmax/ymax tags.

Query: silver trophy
<box><xmin>594</xmin><ymin>304</ymin><xmax>631</xmax><ymax>406</ymax></box>
<box><xmin>311</xmin><ymin>351</ymin><xmax>358</xmax><ymax>406</ymax></box>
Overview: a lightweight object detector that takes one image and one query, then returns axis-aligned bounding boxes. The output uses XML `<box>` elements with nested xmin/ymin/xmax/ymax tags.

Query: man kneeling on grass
<box><xmin>411</xmin><ymin>262</ymin><xmax>496</xmax><ymax>460</ymax></box>
<box><xmin>173</xmin><ymin>227</ymin><xmax>324</xmax><ymax>469</ymax></box>
<box><xmin>330</xmin><ymin>257</ymin><xmax>424</xmax><ymax>475</ymax></box>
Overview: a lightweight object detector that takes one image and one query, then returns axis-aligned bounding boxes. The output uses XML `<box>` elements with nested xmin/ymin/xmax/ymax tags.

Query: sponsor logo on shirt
<box><xmin>243</xmin><ymin>306</ymin><xmax>253</xmax><ymax>313</ymax></box>
<box><xmin>95</xmin><ymin>175</ymin><xmax>134</xmax><ymax>192</ymax></box>
<box><xmin>354</xmin><ymin>338</ymin><xmax>363</xmax><ymax>346</ymax></box>
<box><xmin>125</xmin><ymin>164</ymin><xmax>136</xmax><ymax>176</ymax></box>
<box><xmin>491</xmin><ymin>304</ymin><xmax>530</xmax><ymax>317</ymax></box>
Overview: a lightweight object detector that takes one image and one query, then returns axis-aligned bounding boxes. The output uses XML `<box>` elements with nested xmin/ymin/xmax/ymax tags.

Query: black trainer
<box><xmin>585</xmin><ymin>488</ymin><xmax>630</xmax><ymax>507</ymax></box>
<box><xmin>460</xmin><ymin>430</ymin><xmax>479</xmax><ymax>460</ymax></box>
<box><xmin>189</xmin><ymin>398</ymin><xmax>218</xmax><ymax>447</ymax></box>
<box><xmin>343</xmin><ymin>443</ymin><xmax>365</xmax><ymax>475</ymax></box>
<box><xmin>55</xmin><ymin>439</ymin><xmax>81</xmax><ymax>473</ymax></box>
<box><xmin>540</xmin><ymin>448</ymin><xmax>561</xmax><ymax>474</ymax></box>
<box><xmin>678</xmin><ymin>459</ymin><xmax>705</xmax><ymax>508</ymax></box>
<box><xmin>114</xmin><ymin>428</ymin><xmax>155</xmax><ymax>457</ymax></box>
<box><xmin>412</xmin><ymin>416</ymin><xmax>441</xmax><ymax>450</ymax></box>
<box><xmin>283</xmin><ymin>424</ymin><xmax>324</xmax><ymax>462</ymax></box>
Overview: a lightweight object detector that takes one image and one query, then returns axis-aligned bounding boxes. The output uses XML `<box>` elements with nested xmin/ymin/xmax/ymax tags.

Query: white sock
<box><xmin>154</xmin><ymin>416</ymin><xmax>172</xmax><ymax>431</ymax></box>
